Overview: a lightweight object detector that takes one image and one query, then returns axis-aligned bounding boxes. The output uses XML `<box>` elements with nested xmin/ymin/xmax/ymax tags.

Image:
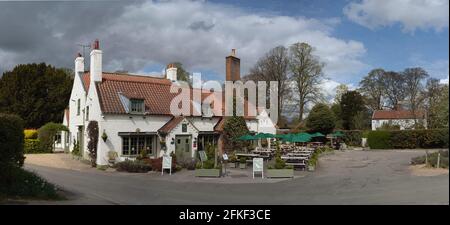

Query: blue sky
<box><xmin>0</xmin><ymin>0</ymin><xmax>448</xmax><ymax>87</ymax></box>
<box><xmin>206</xmin><ymin>0</ymin><xmax>449</xmax><ymax>84</ymax></box>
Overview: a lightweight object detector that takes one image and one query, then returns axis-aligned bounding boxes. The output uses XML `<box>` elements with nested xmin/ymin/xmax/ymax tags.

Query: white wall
<box><xmin>371</xmin><ymin>119</ymin><xmax>427</xmax><ymax>130</ymax></box>
<box><xmin>97</xmin><ymin>114</ymin><xmax>172</xmax><ymax>165</ymax></box>
<box><xmin>164</xmin><ymin>118</ymin><xmax>199</xmax><ymax>158</ymax></box>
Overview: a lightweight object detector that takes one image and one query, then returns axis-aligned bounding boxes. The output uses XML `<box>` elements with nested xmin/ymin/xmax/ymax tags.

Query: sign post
<box><xmin>198</xmin><ymin>150</ymin><xmax>207</xmax><ymax>168</ymax></box>
<box><xmin>253</xmin><ymin>157</ymin><xmax>263</xmax><ymax>179</ymax></box>
<box><xmin>161</xmin><ymin>155</ymin><xmax>172</xmax><ymax>175</ymax></box>
<box><xmin>222</xmin><ymin>153</ymin><xmax>228</xmax><ymax>177</ymax></box>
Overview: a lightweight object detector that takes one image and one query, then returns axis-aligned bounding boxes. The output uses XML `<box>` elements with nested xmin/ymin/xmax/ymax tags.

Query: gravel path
<box><xmin>21</xmin><ymin>149</ymin><xmax>449</xmax><ymax>205</ymax></box>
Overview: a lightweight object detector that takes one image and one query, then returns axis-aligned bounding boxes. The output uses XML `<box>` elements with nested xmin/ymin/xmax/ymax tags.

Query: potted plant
<box><xmin>239</xmin><ymin>157</ymin><xmax>247</xmax><ymax>169</ymax></box>
<box><xmin>228</xmin><ymin>153</ymin><xmax>237</xmax><ymax>168</ymax></box>
<box><xmin>194</xmin><ymin>160</ymin><xmax>222</xmax><ymax>177</ymax></box>
<box><xmin>107</xmin><ymin>151</ymin><xmax>118</xmax><ymax>166</ymax></box>
<box><xmin>101</xmin><ymin>130</ymin><xmax>108</xmax><ymax>142</ymax></box>
<box><xmin>267</xmin><ymin>149</ymin><xmax>294</xmax><ymax>178</ymax></box>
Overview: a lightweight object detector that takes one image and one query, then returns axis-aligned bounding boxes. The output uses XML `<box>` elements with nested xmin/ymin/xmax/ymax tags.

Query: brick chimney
<box><xmin>226</xmin><ymin>49</ymin><xmax>240</xmax><ymax>81</ymax></box>
<box><xmin>90</xmin><ymin>39</ymin><xmax>102</xmax><ymax>83</ymax></box>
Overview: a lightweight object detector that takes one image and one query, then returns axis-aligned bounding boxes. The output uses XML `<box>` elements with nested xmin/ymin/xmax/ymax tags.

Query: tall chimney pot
<box><xmin>226</xmin><ymin>49</ymin><xmax>240</xmax><ymax>81</ymax></box>
<box><xmin>92</xmin><ymin>39</ymin><xmax>100</xmax><ymax>50</ymax></box>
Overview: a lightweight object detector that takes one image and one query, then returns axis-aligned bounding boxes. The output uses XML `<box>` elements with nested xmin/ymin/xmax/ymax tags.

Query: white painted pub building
<box><xmin>61</xmin><ymin>40</ymin><xmax>276</xmax><ymax>165</ymax></box>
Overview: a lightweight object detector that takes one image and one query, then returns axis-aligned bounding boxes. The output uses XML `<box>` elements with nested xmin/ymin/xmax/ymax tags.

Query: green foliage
<box><xmin>341</xmin><ymin>130</ymin><xmax>363</xmax><ymax>146</ymax></box>
<box><xmin>223</xmin><ymin>116</ymin><xmax>250</xmax><ymax>151</ymax></box>
<box><xmin>306</xmin><ymin>103</ymin><xmax>335</xmax><ymax>134</ymax></box>
<box><xmin>274</xmin><ymin>157</ymin><xmax>286</xmax><ymax>169</ymax></box>
<box><xmin>411</xmin><ymin>150</ymin><xmax>448</xmax><ymax>168</ymax></box>
<box><xmin>115</xmin><ymin>159</ymin><xmax>151</xmax><ymax>173</ymax></box>
<box><xmin>0</xmin><ymin>113</ymin><xmax>25</xmax><ymax>169</ymax></box>
<box><xmin>367</xmin><ymin>129</ymin><xmax>448</xmax><ymax>149</ymax></box>
<box><xmin>340</xmin><ymin>91</ymin><xmax>366</xmax><ymax>130</ymax></box>
<box><xmin>377</xmin><ymin>122</ymin><xmax>400</xmax><ymax>130</ymax></box>
<box><xmin>37</xmin><ymin>122</ymin><xmax>68</xmax><ymax>153</ymax></box>
<box><xmin>71</xmin><ymin>139</ymin><xmax>81</xmax><ymax>157</ymax></box>
<box><xmin>24</xmin><ymin>139</ymin><xmax>46</xmax><ymax>154</ymax></box>
<box><xmin>0</xmin><ymin>63</ymin><xmax>73</xmax><ymax>128</ymax></box>
<box><xmin>331</xmin><ymin>104</ymin><xmax>343</xmax><ymax>129</ymax></box>
<box><xmin>87</xmin><ymin>121</ymin><xmax>99</xmax><ymax>167</ymax></box>
<box><xmin>367</xmin><ymin>130</ymin><xmax>391</xmax><ymax>149</ymax></box>
<box><xmin>0</xmin><ymin>167</ymin><xmax>61</xmax><ymax>200</ymax></box>
<box><xmin>308</xmin><ymin>146</ymin><xmax>333</xmax><ymax>166</ymax></box>
<box><xmin>24</xmin><ymin>129</ymin><xmax>38</xmax><ymax>139</ymax></box>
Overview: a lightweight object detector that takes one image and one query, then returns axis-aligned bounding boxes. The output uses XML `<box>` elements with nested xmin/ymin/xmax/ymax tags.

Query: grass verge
<box><xmin>0</xmin><ymin>167</ymin><xmax>65</xmax><ymax>201</ymax></box>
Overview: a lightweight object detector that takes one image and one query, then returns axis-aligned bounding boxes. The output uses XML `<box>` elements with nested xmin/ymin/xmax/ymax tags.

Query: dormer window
<box><xmin>130</xmin><ymin>99</ymin><xmax>144</xmax><ymax>113</ymax></box>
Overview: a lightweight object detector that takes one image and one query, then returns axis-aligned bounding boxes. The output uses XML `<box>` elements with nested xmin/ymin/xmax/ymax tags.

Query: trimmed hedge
<box><xmin>0</xmin><ymin>113</ymin><xmax>25</xmax><ymax>169</ymax></box>
<box><xmin>115</xmin><ymin>159</ymin><xmax>151</xmax><ymax>173</ymax></box>
<box><xmin>24</xmin><ymin>139</ymin><xmax>48</xmax><ymax>154</ymax></box>
<box><xmin>368</xmin><ymin>129</ymin><xmax>449</xmax><ymax>149</ymax></box>
<box><xmin>24</xmin><ymin>129</ymin><xmax>38</xmax><ymax>139</ymax></box>
<box><xmin>367</xmin><ymin>131</ymin><xmax>392</xmax><ymax>149</ymax></box>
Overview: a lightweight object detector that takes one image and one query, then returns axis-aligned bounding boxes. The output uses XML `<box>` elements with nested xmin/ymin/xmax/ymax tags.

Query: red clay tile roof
<box><xmin>83</xmin><ymin>71</ymin><xmax>259</xmax><ymax>118</ymax></box>
<box><xmin>158</xmin><ymin>116</ymin><xmax>184</xmax><ymax>134</ymax></box>
<box><xmin>372</xmin><ymin>110</ymin><xmax>425</xmax><ymax>120</ymax></box>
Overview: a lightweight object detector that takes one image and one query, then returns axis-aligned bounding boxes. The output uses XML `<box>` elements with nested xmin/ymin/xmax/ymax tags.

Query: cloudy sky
<box><xmin>0</xmin><ymin>0</ymin><xmax>448</xmax><ymax>90</ymax></box>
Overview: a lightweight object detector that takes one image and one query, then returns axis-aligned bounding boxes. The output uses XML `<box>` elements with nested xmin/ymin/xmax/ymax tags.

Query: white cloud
<box><xmin>92</xmin><ymin>1</ymin><xmax>367</xmax><ymax>82</ymax></box>
<box><xmin>344</xmin><ymin>0</ymin><xmax>449</xmax><ymax>32</ymax></box>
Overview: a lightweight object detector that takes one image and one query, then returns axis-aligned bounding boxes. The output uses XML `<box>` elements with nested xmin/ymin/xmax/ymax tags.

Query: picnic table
<box><xmin>281</xmin><ymin>155</ymin><xmax>308</xmax><ymax>169</ymax></box>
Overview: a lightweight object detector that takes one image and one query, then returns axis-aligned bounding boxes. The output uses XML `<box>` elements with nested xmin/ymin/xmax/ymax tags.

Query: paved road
<box><xmin>23</xmin><ymin>150</ymin><xmax>449</xmax><ymax>204</ymax></box>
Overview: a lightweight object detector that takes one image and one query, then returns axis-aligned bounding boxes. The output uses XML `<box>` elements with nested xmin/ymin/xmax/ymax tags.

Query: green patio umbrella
<box><xmin>332</xmin><ymin>131</ymin><xmax>344</xmax><ymax>137</ymax></box>
<box><xmin>289</xmin><ymin>133</ymin><xmax>312</xmax><ymax>143</ymax></box>
<box><xmin>254</xmin><ymin>133</ymin><xmax>275</xmax><ymax>139</ymax></box>
<box><xmin>238</xmin><ymin>134</ymin><xmax>256</xmax><ymax>140</ymax></box>
<box><xmin>310</xmin><ymin>132</ymin><xmax>325</xmax><ymax>137</ymax></box>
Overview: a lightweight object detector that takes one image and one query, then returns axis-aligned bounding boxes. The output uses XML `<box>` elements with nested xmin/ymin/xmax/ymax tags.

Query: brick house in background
<box><xmin>371</xmin><ymin>109</ymin><xmax>427</xmax><ymax>130</ymax></box>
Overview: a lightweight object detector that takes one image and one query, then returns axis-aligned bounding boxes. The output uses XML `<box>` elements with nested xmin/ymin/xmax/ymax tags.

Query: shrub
<box><xmin>306</xmin><ymin>103</ymin><xmax>336</xmax><ymax>134</ymax></box>
<box><xmin>115</xmin><ymin>159</ymin><xmax>152</xmax><ymax>173</ymax></box>
<box><xmin>24</xmin><ymin>129</ymin><xmax>38</xmax><ymax>139</ymax></box>
<box><xmin>341</xmin><ymin>130</ymin><xmax>363</xmax><ymax>146</ymax></box>
<box><xmin>24</xmin><ymin>139</ymin><xmax>46</xmax><ymax>154</ymax></box>
<box><xmin>37</xmin><ymin>122</ymin><xmax>68</xmax><ymax>153</ymax></box>
<box><xmin>86</xmin><ymin>121</ymin><xmax>99</xmax><ymax>167</ymax></box>
<box><xmin>367</xmin><ymin>130</ymin><xmax>391</xmax><ymax>149</ymax></box>
<box><xmin>368</xmin><ymin>129</ymin><xmax>448</xmax><ymax>149</ymax></box>
<box><xmin>0</xmin><ymin>167</ymin><xmax>61</xmax><ymax>200</ymax></box>
<box><xmin>0</xmin><ymin>113</ymin><xmax>25</xmax><ymax>169</ymax></box>
<box><xmin>148</xmin><ymin>156</ymin><xmax>177</xmax><ymax>172</ymax></box>
<box><xmin>223</xmin><ymin>116</ymin><xmax>250</xmax><ymax>152</ymax></box>
<box><xmin>71</xmin><ymin>139</ymin><xmax>81</xmax><ymax>156</ymax></box>
<box><xmin>411</xmin><ymin>150</ymin><xmax>449</xmax><ymax>168</ymax></box>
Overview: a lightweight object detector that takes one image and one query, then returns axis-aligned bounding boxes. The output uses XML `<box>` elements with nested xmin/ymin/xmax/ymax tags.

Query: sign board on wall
<box><xmin>253</xmin><ymin>158</ymin><xmax>263</xmax><ymax>179</ymax></box>
<box><xmin>161</xmin><ymin>155</ymin><xmax>172</xmax><ymax>175</ymax></box>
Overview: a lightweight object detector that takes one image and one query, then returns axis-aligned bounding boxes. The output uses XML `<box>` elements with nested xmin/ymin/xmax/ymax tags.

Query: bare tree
<box><xmin>334</xmin><ymin>84</ymin><xmax>348</xmax><ymax>104</ymax></box>
<box><xmin>289</xmin><ymin>42</ymin><xmax>324</xmax><ymax>121</ymax></box>
<box><xmin>402</xmin><ymin>67</ymin><xmax>429</xmax><ymax>126</ymax></box>
<box><xmin>245</xmin><ymin>46</ymin><xmax>289</xmax><ymax>119</ymax></box>
<box><xmin>381</xmin><ymin>71</ymin><xmax>406</xmax><ymax>109</ymax></box>
<box><xmin>359</xmin><ymin>68</ymin><xmax>385</xmax><ymax>110</ymax></box>
<box><xmin>424</xmin><ymin>78</ymin><xmax>448</xmax><ymax>128</ymax></box>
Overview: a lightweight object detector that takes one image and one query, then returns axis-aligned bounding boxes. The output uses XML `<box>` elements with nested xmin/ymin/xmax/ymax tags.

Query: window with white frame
<box><xmin>130</xmin><ymin>99</ymin><xmax>144</xmax><ymax>113</ymax></box>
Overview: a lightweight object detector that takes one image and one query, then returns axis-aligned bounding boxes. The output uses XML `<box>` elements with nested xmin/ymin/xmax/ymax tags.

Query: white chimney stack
<box><xmin>166</xmin><ymin>63</ymin><xmax>177</xmax><ymax>81</ymax></box>
<box><xmin>74</xmin><ymin>52</ymin><xmax>84</xmax><ymax>75</ymax></box>
<box><xmin>90</xmin><ymin>39</ymin><xmax>102</xmax><ymax>83</ymax></box>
